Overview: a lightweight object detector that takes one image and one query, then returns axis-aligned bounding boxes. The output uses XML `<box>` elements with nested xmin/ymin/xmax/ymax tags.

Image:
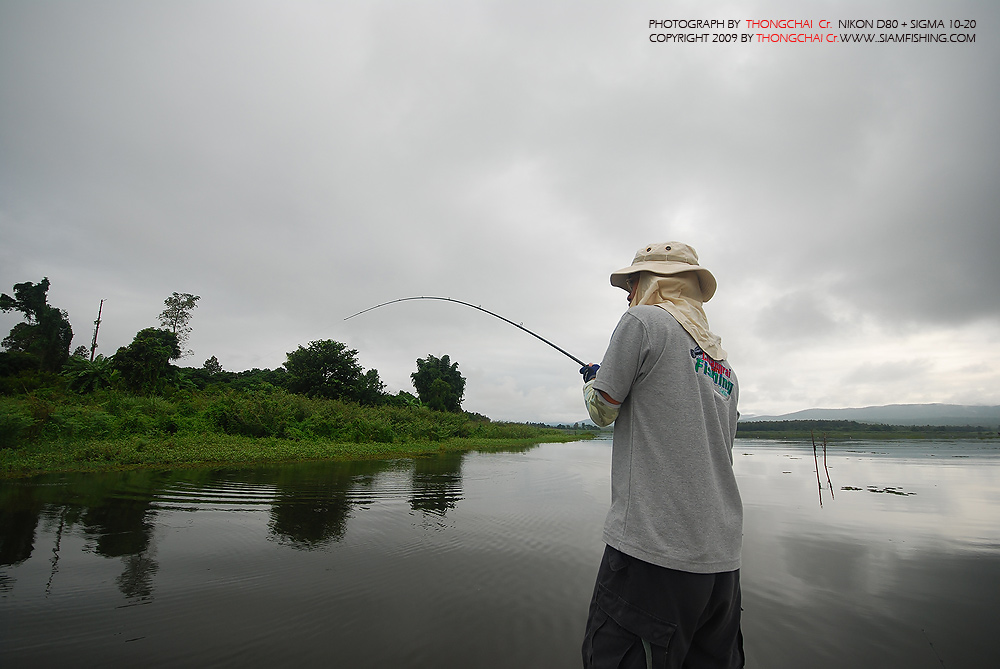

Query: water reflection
<box><xmin>0</xmin><ymin>505</ymin><xmax>39</xmax><ymax>567</ymax></box>
<box><xmin>81</xmin><ymin>492</ymin><xmax>159</xmax><ymax>601</ymax></box>
<box><xmin>410</xmin><ymin>451</ymin><xmax>463</xmax><ymax>515</ymax></box>
<box><xmin>0</xmin><ymin>454</ymin><xmax>472</xmax><ymax>602</ymax></box>
<box><xmin>735</xmin><ymin>440</ymin><xmax>1000</xmax><ymax>667</ymax></box>
<box><xmin>266</xmin><ymin>460</ymin><xmax>394</xmax><ymax>549</ymax></box>
<box><xmin>1</xmin><ymin>440</ymin><xmax>998</xmax><ymax>668</ymax></box>
<box><xmin>742</xmin><ymin>531</ymin><xmax>1000</xmax><ymax>668</ymax></box>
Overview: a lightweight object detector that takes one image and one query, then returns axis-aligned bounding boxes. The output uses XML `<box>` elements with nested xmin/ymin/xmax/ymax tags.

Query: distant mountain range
<box><xmin>741</xmin><ymin>404</ymin><xmax>1000</xmax><ymax>427</ymax></box>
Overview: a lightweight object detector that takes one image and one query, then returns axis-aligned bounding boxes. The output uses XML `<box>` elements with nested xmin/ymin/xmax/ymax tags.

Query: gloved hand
<box><xmin>580</xmin><ymin>364</ymin><xmax>600</xmax><ymax>383</ymax></box>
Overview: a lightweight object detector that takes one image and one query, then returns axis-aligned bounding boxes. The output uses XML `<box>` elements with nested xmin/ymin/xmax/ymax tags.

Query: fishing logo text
<box><xmin>690</xmin><ymin>346</ymin><xmax>734</xmax><ymax>399</ymax></box>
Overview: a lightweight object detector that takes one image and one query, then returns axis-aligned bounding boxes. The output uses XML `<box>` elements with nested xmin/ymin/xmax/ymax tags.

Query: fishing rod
<box><xmin>344</xmin><ymin>296</ymin><xmax>586</xmax><ymax>367</ymax></box>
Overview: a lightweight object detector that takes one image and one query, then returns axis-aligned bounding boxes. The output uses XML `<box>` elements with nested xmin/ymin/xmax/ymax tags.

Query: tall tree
<box><xmin>157</xmin><ymin>292</ymin><xmax>200</xmax><ymax>358</ymax></box>
<box><xmin>0</xmin><ymin>278</ymin><xmax>74</xmax><ymax>372</ymax></box>
<box><xmin>411</xmin><ymin>354</ymin><xmax>465</xmax><ymax>412</ymax></box>
<box><xmin>283</xmin><ymin>339</ymin><xmax>385</xmax><ymax>403</ymax></box>
<box><xmin>113</xmin><ymin>328</ymin><xmax>181</xmax><ymax>395</ymax></box>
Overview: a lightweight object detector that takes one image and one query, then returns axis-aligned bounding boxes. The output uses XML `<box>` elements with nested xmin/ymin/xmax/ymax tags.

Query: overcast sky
<box><xmin>2</xmin><ymin>0</ymin><xmax>997</xmax><ymax>422</ymax></box>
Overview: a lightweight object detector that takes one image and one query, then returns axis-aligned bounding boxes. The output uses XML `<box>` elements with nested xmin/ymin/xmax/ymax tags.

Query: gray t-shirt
<box><xmin>593</xmin><ymin>305</ymin><xmax>743</xmax><ymax>573</ymax></box>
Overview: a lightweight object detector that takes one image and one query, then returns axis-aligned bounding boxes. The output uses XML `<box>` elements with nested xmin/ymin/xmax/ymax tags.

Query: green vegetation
<box><xmin>411</xmin><ymin>354</ymin><xmax>466</xmax><ymax>412</ymax></box>
<box><xmin>112</xmin><ymin>328</ymin><xmax>182</xmax><ymax>394</ymax></box>
<box><xmin>284</xmin><ymin>339</ymin><xmax>385</xmax><ymax>405</ymax></box>
<box><xmin>737</xmin><ymin>420</ymin><xmax>999</xmax><ymax>440</ymax></box>
<box><xmin>0</xmin><ymin>387</ymin><xmax>590</xmax><ymax>478</ymax></box>
<box><xmin>0</xmin><ymin>276</ymin><xmax>595</xmax><ymax>479</ymax></box>
<box><xmin>0</xmin><ymin>277</ymin><xmax>73</xmax><ymax>372</ymax></box>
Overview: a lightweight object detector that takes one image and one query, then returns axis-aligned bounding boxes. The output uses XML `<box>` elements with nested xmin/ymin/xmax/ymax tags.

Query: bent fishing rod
<box><xmin>344</xmin><ymin>296</ymin><xmax>586</xmax><ymax>367</ymax></box>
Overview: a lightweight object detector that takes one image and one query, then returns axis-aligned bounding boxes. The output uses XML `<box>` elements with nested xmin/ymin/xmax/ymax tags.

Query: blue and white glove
<box><xmin>580</xmin><ymin>364</ymin><xmax>600</xmax><ymax>383</ymax></box>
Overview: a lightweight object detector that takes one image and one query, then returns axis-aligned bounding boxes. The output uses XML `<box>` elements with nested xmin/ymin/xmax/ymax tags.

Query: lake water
<box><xmin>2</xmin><ymin>438</ymin><xmax>999</xmax><ymax>668</ymax></box>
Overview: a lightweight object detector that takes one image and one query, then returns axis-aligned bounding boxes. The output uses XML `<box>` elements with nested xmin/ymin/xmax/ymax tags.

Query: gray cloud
<box><xmin>2</xmin><ymin>0</ymin><xmax>998</xmax><ymax>419</ymax></box>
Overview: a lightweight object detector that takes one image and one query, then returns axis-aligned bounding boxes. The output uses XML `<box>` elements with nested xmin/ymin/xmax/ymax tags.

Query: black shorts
<box><xmin>582</xmin><ymin>545</ymin><xmax>744</xmax><ymax>669</ymax></box>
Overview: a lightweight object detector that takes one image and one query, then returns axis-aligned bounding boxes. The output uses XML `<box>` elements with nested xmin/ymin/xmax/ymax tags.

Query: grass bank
<box><xmin>0</xmin><ymin>432</ymin><xmax>589</xmax><ymax>479</ymax></box>
<box><xmin>0</xmin><ymin>387</ymin><xmax>594</xmax><ymax>478</ymax></box>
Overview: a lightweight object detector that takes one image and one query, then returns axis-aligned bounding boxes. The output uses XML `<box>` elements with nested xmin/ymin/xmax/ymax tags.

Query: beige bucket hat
<box><xmin>610</xmin><ymin>241</ymin><xmax>718</xmax><ymax>302</ymax></box>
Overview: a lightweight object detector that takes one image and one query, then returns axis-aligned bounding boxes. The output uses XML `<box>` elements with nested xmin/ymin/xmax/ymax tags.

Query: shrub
<box><xmin>207</xmin><ymin>389</ymin><xmax>310</xmax><ymax>438</ymax></box>
<box><xmin>0</xmin><ymin>402</ymin><xmax>34</xmax><ymax>448</ymax></box>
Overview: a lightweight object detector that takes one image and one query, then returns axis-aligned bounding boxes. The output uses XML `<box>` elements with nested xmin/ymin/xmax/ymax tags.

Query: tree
<box><xmin>230</xmin><ymin>367</ymin><xmax>288</xmax><ymax>391</ymax></box>
<box><xmin>355</xmin><ymin>368</ymin><xmax>387</xmax><ymax>406</ymax></box>
<box><xmin>157</xmin><ymin>292</ymin><xmax>200</xmax><ymax>358</ymax></box>
<box><xmin>411</xmin><ymin>354</ymin><xmax>465</xmax><ymax>412</ymax></box>
<box><xmin>283</xmin><ymin>339</ymin><xmax>385</xmax><ymax>404</ymax></box>
<box><xmin>203</xmin><ymin>356</ymin><xmax>224</xmax><ymax>375</ymax></box>
<box><xmin>113</xmin><ymin>328</ymin><xmax>181</xmax><ymax>395</ymax></box>
<box><xmin>0</xmin><ymin>278</ymin><xmax>74</xmax><ymax>372</ymax></box>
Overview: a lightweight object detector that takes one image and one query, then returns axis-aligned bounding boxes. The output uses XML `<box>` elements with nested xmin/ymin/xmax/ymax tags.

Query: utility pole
<box><xmin>90</xmin><ymin>299</ymin><xmax>104</xmax><ymax>362</ymax></box>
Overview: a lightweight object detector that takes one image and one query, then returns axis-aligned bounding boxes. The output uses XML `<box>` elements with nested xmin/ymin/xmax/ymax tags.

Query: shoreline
<box><xmin>0</xmin><ymin>431</ymin><xmax>594</xmax><ymax>480</ymax></box>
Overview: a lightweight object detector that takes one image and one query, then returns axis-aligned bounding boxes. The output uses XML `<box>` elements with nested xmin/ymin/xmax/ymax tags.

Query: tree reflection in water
<box><xmin>0</xmin><ymin>490</ymin><xmax>43</xmax><ymax>595</ymax></box>
<box><xmin>2</xmin><ymin>459</ymin><xmax>447</xmax><ymax>601</ymax></box>
<box><xmin>80</xmin><ymin>480</ymin><xmax>160</xmax><ymax>602</ymax></box>
<box><xmin>266</xmin><ymin>459</ymin><xmax>397</xmax><ymax>549</ymax></box>
<box><xmin>0</xmin><ymin>505</ymin><xmax>40</xmax><ymax>567</ymax></box>
<box><xmin>410</xmin><ymin>451</ymin><xmax>464</xmax><ymax>516</ymax></box>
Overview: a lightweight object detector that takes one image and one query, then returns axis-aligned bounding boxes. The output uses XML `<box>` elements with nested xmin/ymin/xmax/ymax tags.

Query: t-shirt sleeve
<box><xmin>593</xmin><ymin>312</ymin><xmax>648</xmax><ymax>404</ymax></box>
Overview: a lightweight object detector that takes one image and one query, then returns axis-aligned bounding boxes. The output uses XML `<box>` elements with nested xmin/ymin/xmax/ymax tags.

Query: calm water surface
<box><xmin>2</xmin><ymin>438</ymin><xmax>998</xmax><ymax>668</ymax></box>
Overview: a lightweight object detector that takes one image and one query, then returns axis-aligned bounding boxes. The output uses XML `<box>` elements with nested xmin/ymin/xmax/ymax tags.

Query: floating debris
<box><xmin>839</xmin><ymin>485</ymin><xmax>915</xmax><ymax>495</ymax></box>
<box><xmin>866</xmin><ymin>486</ymin><xmax>916</xmax><ymax>496</ymax></box>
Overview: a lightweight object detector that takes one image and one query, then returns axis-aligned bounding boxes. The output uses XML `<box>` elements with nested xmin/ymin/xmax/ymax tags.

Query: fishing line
<box><xmin>344</xmin><ymin>296</ymin><xmax>586</xmax><ymax>367</ymax></box>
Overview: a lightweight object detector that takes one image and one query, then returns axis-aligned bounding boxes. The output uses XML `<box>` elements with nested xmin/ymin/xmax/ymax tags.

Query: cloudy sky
<box><xmin>2</xmin><ymin>0</ymin><xmax>997</xmax><ymax>422</ymax></box>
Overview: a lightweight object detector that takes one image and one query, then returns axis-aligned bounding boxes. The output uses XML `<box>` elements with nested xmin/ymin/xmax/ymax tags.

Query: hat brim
<box><xmin>610</xmin><ymin>262</ymin><xmax>718</xmax><ymax>302</ymax></box>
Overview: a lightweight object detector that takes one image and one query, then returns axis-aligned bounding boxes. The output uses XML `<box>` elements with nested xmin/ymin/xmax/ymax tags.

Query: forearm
<box><xmin>583</xmin><ymin>380</ymin><xmax>620</xmax><ymax>427</ymax></box>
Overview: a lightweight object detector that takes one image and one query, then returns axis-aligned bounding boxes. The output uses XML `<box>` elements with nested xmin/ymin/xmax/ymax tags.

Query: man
<box><xmin>580</xmin><ymin>242</ymin><xmax>743</xmax><ymax>669</ymax></box>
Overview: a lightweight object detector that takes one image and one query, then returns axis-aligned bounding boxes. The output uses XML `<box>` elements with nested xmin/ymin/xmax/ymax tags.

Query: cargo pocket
<box><xmin>583</xmin><ymin>606</ymin><xmax>646</xmax><ymax>668</ymax></box>
<box><xmin>593</xmin><ymin>583</ymin><xmax>677</xmax><ymax>668</ymax></box>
